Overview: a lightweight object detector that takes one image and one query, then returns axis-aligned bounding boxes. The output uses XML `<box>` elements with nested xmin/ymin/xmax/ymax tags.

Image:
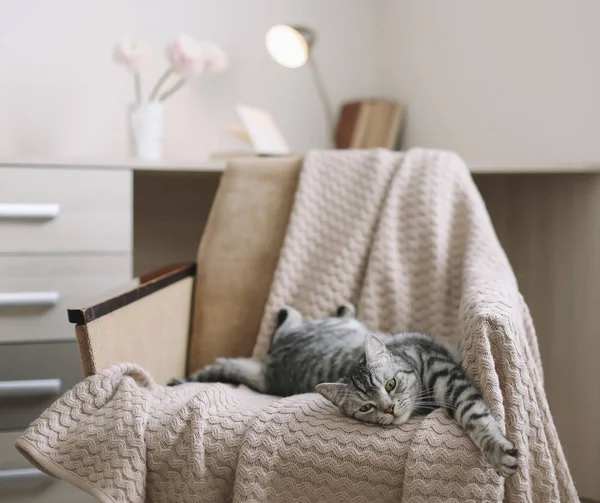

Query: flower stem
<box><xmin>149</xmin><ymin>68</ymin><xmax>172</xmax><ymax>101</ymax></box>
<box><xmin>158</xmin><ymin>77</ymin><xmax>188</xmax><ymax>101</ymax></box>
<box><xmin>134</xmin><ymin>72</ymin><xmax>142</xmax><ymax>105</ymax></box>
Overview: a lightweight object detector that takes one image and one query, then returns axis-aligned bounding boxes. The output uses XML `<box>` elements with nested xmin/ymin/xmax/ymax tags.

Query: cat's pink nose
<box><xmin>385</xmin><ymin>406</ymin><xmax>394</xmax><ymax>414</ymax></box>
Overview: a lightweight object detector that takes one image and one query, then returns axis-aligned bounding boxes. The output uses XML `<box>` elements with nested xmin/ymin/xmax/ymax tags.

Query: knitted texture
<box><xmin>15</xmin><ymin>148</ymin><xmax>578</xmax><ymax>502</ymax></box>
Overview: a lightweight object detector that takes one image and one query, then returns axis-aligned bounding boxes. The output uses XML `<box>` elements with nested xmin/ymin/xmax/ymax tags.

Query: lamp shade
<box><xmin>265</xmin><ymin>24</ymin><xmax>312</xmax><ymax>68</ymax></box>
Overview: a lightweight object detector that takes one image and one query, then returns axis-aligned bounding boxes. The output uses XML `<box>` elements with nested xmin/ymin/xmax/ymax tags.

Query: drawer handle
<box><xmin>0</xmin><ymin>468</ymin><xmax>49</xmax><ymax>483</ymax></box>
<box><xmin>0</xmin><ymin>291</ymin><xmax>60</xmax><ymax>307</ymax></box>
<box><xmin>0</xmin><ymin>378</ymin><xmax>62</xmax><ymax>398</ymax></box>
<box><xmin>0</xmin><ymin>203</ymin><xmax>60</xmax><ymax>220</ymax></box>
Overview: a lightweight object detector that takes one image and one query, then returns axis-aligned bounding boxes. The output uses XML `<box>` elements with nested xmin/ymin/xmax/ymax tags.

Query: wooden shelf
<box><xmin>470</xmin><ymin>163</ymin><xmax>600</xmax><ymax>174</ymax></box>
<box><xmin>0</xmin><ymin>156</ymin><xmax>227</xmax><ymax>173</ymax></box>
<box><xmin>2</xmin><ymin>155</ymin><xmax>600</xmax><ymax>175</ymax></box>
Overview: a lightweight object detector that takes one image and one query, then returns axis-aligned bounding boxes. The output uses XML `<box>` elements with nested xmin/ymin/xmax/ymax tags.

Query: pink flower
<box><xmin>167</xmin><ymin>34</ymin><xmax>229</xmax><ymax>77</ymax></box>
<box><xmin>113</xmin><ymin>35</ymin><xmax>150</xmax><ymax>72</ymax></box>
<box><xmin>199</xmin><ymin>41</ymin><xmax>229</xmax><ymax>73</ymax></box>
<box><xmin>166</xmin><ymin>34</ymin><xmax>206</xmax><ymax>77</ymax></box>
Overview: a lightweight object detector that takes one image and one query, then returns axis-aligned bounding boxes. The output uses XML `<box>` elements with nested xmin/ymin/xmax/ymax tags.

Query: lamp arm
<box><xmin>308</xmin><ymin>57</ymin><xmax>336</xmax><ymax>146</ymax></box>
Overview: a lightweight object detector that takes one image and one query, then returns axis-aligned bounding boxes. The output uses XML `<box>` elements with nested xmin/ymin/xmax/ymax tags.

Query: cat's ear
<box><xmin>364</xmin><ymin>333</ymin><xmax>391</xmax><ymax>365</ymax></box>
<box><xmin>276</xmin><ymin>306</ymin><xmax>302</xmax><ymax>330</ymax></box>
<box><xmin>315</xmin><ymin>382</ymin><xmax>348</xmax><ymax>406</ymax></box>
<box><xmin>335</xmin><ymin>303</ymin><xmax>356</xmax><ymax>318</ymax></box>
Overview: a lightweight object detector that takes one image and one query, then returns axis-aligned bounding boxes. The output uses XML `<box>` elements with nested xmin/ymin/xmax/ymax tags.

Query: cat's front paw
<box><xmin>487</xmin><ymin>440</ymin><xmax>518</xmax><ymax>477</ymax></box>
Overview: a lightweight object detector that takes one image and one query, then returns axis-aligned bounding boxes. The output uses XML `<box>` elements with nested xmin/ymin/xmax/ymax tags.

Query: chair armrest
<box><xmin>67</xmin><ymin>263</ymin><xmax>196</xmax><ymax>324</ymax></box>
<box><xmin>67</xmin><ymin>263</ymin><xmax>196</xmax><ymax>385</ymax></box>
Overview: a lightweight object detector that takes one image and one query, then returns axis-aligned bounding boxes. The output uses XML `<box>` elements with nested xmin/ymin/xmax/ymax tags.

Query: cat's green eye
<box><xmin>359</xmin><ymin>404</ymin><xmax>373</xmax><ymax>413</ymax></box>
<box><xmin>385</xmin><ymin>379</ymin><xmax>397</xmax><ymax>393</ymax></box>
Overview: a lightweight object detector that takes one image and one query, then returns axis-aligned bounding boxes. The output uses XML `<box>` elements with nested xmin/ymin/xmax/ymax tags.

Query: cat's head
<box><xmin>315</xmin><ymin>333</ymin><xmax>420</xmax><ymax>425</ymax></box>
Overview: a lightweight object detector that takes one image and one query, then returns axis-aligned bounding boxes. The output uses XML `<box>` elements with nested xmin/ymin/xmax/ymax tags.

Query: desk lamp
<box><xmin>265</xmin><ymin>24</ymin><xmax>334</xmax><ymax>143</ymax></box>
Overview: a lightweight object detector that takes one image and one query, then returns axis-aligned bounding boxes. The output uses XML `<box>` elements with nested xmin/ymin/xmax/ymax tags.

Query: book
<box><xmin>364</xmin><ymin>100</ymin><xmax>392</xmax><ymax>148</ymax></box>
<box><xmin>224</xmin><ymin>105</ymin><xmax>291</xmax><ymax>156</ymax></box>
<box><xmin>334</xmin><ymin>101</ymin><xmax>361</xmax><ymax>149</ymax></box>
<box><xmin>334</xmin><ymin>98</ymin><xmax>405</xmax><ymax>150</ymax></box>
<box><xmin>350</xmin><ymin>101</ymin><xmax>374</xmax><ymax>148</ymax></box>
<box><xmin>384</xmin><ymin>102</ymin><xmax>405</xmax><ymax>149</ymax></box>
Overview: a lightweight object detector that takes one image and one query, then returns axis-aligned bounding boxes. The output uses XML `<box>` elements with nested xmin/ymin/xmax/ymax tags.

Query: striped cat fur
<box><xmin>169</xmin><ymin>303</ymin><xmax>518</xmax><ymax>476</ymax></box>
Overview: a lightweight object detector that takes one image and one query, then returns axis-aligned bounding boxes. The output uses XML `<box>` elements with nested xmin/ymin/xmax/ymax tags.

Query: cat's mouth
<box><xmin>391</xmin><ymin>400</ymin><xmax>414</xmax><ymax>424</ymax></box>
<box><xmin>391</xmin><ymin>410</ymin><xmax>412</xmax><ymax>425</ymax></box>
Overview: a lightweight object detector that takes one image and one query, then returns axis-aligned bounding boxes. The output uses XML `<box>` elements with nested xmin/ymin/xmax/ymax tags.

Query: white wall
<box><xmin>8</xmin><ymin>0</ymin><xmax>594</xmax><ymax>167</ymax></box>
<box><xmin>0</xmin><ymin>0</ymin><xmax>385</xmax><ymax>161</ymax></box>
<box><xmin>380</xmin><ymin>0</ymin><xmax>600</xmax><ymax>166</ymax></box>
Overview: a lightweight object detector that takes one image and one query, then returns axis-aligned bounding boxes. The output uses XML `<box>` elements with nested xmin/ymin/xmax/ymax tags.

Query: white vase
<box><xmin>128</xmin><ymin>101</ymin><xmax>164</xmax><ymax>161</ymax></box>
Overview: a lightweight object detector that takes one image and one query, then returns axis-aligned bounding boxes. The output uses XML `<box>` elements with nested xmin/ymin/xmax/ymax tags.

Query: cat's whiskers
<box><xmin>415</xmin><ymin>391</ymin><xmax>458</xmax><ymax>405</ymax></box>
<box><xmin>412</xmin><ymin>400</ymin><xmax>458</xmax><ymax>410</ymax></box>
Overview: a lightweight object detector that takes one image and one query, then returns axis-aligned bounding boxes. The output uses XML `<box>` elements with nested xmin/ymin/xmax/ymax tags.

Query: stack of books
<box><xmin>334</xmin><ymin>99</ymin><xmax>405</xmax><ymax>150</ymax></box>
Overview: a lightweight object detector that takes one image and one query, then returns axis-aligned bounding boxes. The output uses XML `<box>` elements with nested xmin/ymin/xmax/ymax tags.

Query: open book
<box><xmin>225</xmin><ymin>105</ymin><xmax>291</xmax><ymax>156</ymax></box>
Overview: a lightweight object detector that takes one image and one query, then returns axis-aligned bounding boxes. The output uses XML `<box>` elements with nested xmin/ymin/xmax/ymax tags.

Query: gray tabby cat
<box><xmin>168</xmin><ymin>303</ymin><xmax>518</xmax><ymax>477</ymax></box>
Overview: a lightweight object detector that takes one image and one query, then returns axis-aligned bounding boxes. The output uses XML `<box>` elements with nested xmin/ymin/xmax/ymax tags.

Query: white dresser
<box><xmin>0</xmin><ymin>164</ymin><xmax>133</xmax><ymax>502</ymax></box>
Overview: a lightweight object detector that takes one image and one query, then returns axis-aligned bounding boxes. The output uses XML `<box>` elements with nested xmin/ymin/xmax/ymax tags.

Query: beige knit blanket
<box><xmin>16</xmin><ymin>148</ymin><xmax>578</xmax><ymax>502</ymax></box>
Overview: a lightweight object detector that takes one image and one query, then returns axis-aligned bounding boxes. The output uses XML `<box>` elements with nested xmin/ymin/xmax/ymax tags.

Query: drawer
<box><xmin>0</xmin><ymin>255</ymin><xmax>131</xmax><ymax>343</ymax></box>
<box><xmin>0</xmin><ymin>167</ymin><xmax>132</xmax><ymax>253</ymax></box>
<box><xmin>0</xmin><ymin>430</ymin><xmax>96</xmax><ymax>503</ymax></box>
<box><xmin>0</xmin><ymin>341</ymin><xmax>84</xmax><ymax>431</ymax></box>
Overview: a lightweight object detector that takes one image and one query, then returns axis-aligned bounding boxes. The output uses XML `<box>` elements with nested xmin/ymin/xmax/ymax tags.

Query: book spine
<box><xmin>363</xmin><ymin>100</ymin><xmax>390</xmax><ymax>148</ymax></box>
<box><xmin>384</xmin><ymin>102</ymin><xmax>405</xmax><ymax>149</ymax></box>
<box><xmin>334</xmin><ymin>102</ymin><xmax>361</xmax><ymax>149</ymax></box>
<box><xmin>350</xmin><ymin>101</ymin><xmax>374</xmax><ymax>148</ymax></box>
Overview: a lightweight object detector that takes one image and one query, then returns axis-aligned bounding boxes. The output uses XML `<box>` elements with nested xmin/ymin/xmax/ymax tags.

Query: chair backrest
<box><xmin>186</xmin><ymin>155</ymin><xmax>302</xmax><ymax>373</ymax></box>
